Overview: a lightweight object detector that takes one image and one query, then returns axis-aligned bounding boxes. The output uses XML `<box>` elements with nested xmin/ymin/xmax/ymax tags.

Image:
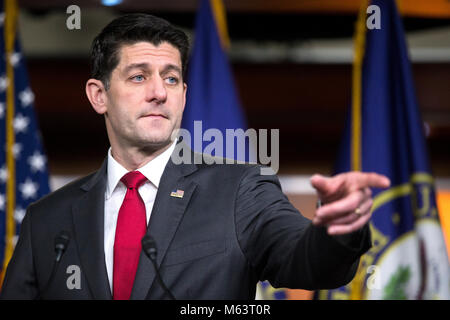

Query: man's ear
<box><xmin>85</xmin><ymin>79</ymin><xmax>108</xmax><ymax>115</ymax></box>
<box><xmin>181</xmin><ymin>82</ymin><xmax>187</xmax><ymax>113</ymax></box>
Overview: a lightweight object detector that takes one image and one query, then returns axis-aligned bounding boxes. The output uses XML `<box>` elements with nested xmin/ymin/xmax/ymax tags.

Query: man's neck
<box><xmin>110</xmin><ymin>141</ymin><xmax>174</xmax><ymax>171</ymax></box>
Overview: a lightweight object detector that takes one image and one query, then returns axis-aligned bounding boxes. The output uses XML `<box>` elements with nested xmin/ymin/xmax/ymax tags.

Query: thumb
<box><xmin>310</xmin><ymin>174</ymin><xmax>330</xmax><ymax>194</ymax></box>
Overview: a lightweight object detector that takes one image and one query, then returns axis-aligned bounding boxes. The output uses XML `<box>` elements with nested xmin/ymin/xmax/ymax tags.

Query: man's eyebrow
<box><xmin>160</xmin><ymin>64</ymin><xmax>182</xmax><ymax>76</ymax></box>
<box><xmin>122</xmin><ymin>63</ymin><xmax>181</xmax><ymax>77</ymax></box>
<box><xmin>123</xmin><ymin>63</ymin><xmax>150</xmax><ymax>74</ymax></box>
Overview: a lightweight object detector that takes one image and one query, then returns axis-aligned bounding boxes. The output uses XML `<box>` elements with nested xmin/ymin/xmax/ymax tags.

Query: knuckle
<box><xmin>351</xmin><ymin>195</ymin><xmax>361</xmax><ymax>209</ymax></box>
<box><xmin>357</xmin><ymin>190</ymin><xmax>366</xmax><ymax>201</ymax></box>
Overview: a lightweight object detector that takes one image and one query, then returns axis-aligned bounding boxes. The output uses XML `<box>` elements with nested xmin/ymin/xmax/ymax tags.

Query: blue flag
<box><xmin>181</xmin><ymin>0</ymin><xmax>250</xmax><ymax>161</ymax></box>
<box><xmin>183</xmin><ymin>0</ymin><xmax>284</xmax><ymax>299</ymax></box>
<box><xmin>0</xmin><ymin>0</ymin><xmax>50</xmax><ymax>284</ymax></box>
<box><xmin>318</xmin><ymin>0</ymin><xmax>450</xmax><ymax>300</ymax></box>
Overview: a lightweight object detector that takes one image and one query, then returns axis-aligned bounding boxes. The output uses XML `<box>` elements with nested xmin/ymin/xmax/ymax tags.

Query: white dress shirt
<box><xmin>104</xmin><ymin>140</ymin><xmax>177</xmax><ymax>291</ymax></box>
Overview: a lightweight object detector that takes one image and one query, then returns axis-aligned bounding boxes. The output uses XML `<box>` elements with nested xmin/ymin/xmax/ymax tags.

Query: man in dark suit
<box><xmin>0</xmin><ymin>13</ymin><xmax>389</xmax><ymax>300</ymax></box>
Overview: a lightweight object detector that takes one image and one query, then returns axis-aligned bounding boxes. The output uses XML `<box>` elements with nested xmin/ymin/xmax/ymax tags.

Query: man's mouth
<box><xmin>141</xmin><ymin>113</ymin><xmax>168</xmax><ymax>119</ymax></box>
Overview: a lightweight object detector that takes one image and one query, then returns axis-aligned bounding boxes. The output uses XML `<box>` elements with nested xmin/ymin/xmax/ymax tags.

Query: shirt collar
<box><xmin>106</xmin><ymin>140</ymin><xmax>177</xmax><ymax>199</ymax></box>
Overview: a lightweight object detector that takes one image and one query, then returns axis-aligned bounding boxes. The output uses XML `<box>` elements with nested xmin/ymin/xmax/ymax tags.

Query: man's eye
<box><xmin>165</xmin><ymin>77</ymin><xmax>178</xmax><ymax>85</ymax></box>
<box><xmin>131</xmin><ymin>75</ymin><xmax>145</xmax><ymax>82</ymax></box>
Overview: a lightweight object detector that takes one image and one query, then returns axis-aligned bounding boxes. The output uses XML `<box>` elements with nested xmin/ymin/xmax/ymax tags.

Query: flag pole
<box><xmin>1</xmin><ymin>0</ymin><xmax>18</xmax><ymax>287</ymax></box>
<box><xmin>209</xmin><ymin>0</ymin><xmax>230</xmax><ymax>49</ymax></box>
<box><xmin>351</xmin><ymin>0</ymin><xmax>368</xmax><ymax>173</ymax></box>
<box><xmin>348</xmin><ymin>0</ymin><xmax>369</xmax><ymax>300</ymax></box>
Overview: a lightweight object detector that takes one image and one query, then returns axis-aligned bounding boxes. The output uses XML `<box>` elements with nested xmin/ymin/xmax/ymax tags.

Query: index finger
<box><xmin>358</xmin><ymin>172</ymin><xmax>390</xmax><ymax>189</ymax></box>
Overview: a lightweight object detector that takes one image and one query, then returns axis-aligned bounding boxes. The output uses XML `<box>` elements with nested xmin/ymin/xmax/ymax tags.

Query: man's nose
<box><xmin>146</xmin><ymin>76</ymin><xmax>167</xmax><ymax>103</ymax></box>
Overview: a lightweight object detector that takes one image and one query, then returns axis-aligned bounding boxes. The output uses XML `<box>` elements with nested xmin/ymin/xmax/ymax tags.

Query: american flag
<box><xmin>170</xmin><ymin>189</ymin><xmax>184</xmax><ymax>199</ymax></box>
<box><xmin>0</xmin><ymin>0</ymin><xmax>50</xmax><ymax>284</ymax></box>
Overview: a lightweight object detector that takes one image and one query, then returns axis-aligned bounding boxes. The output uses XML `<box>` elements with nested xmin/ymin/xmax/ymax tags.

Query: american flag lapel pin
<box><xmin>170</xmin><ymin>189</ymin><xmax>184</xmax><ymax>198</ymax></box>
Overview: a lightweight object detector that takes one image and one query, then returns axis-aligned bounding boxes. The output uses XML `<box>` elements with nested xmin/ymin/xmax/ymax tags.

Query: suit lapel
<box><xmin>71</xmin><ymin>159</ymin><xmax>112</xmax><ymax>300</ymax></box>
<box><xmin>131</xmin><ymin>157</ymin><xmax>198</xmax><ymax>300</ymax></box>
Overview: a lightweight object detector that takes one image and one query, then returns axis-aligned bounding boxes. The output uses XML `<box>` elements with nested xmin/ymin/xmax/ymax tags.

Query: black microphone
<box><xmin>36</xmin><ymin>231</ymin><xmax>71</xmax><ymax>299</ymax></box>
<box><xmin>141</xmin><ymin>235</ymin><xmax>176</xmax><ymax>300</ymax></box>
<box><xmin>54</xmin><ymin>231</ymin><xmax>70</xmax><ymax>262</ymax></box>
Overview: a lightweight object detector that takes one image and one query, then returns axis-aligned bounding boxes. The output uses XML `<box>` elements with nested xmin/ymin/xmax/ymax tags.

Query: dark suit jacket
<box><xmin>0</xmin><ymin>151</ymin><xmax>371</xmax><ymax>299</ymax></box>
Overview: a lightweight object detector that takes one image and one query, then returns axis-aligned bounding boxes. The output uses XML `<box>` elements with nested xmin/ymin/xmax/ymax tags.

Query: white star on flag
<box><xmin>12</xmin><ymin>142</ymin><xmax>22</xmax><ymax>159</ymax></box>
<box><xmin>9</xmin><ymin>52</ymin><xmax>21</xmax><ymax>67</ymax></box>
<box><xmin>13</xmin><ymin>113</ymin><xmax>30</xmax><ymax>133</ymax></box>
<box><xmin>18</xmin><ymin>87</ymin><xmax>35</xmax><ymax>107</ymax></box>
<box><xmin>14</xmin><ymin>206</ymin><xmax>26</xmax><ymax>224</ymax></box>
<box><xmin>0</xmin><ymin>102</ymin><xmax>4</xmax><ymax>118</ymax></box>
<box><xmin>0</xmin><ymin>75</ymin><xmax>8</xmax><ymax>92</ymax></box>
<box><xmin>0</xmin><ymin>165</ymin><xmax>7</xmax><ymax>183</ymax></box>
<box><xmin>28</xmin><ymin>151</ymin><xmax>46</xmax><ymax>172</ymax></box>
<box><xmin>19</xmin><ymin>178</ymin><xmax>39</xmax><ymax>200</ymax></box>
<box><xmin>0</xmin><ymin>193</ymin><xmax>5</xmax><ymax>211</ymax></box>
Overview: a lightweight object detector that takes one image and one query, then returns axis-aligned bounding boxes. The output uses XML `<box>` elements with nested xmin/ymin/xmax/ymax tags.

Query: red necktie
<box><xmin>113</xmin><ymin>171</ymin><xmax>148</xmax><ymax>300</ymax></box>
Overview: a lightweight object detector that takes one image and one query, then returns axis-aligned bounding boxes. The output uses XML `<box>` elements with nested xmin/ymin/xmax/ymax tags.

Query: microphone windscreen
<box><xmin>55</xmin><ymin>231</ymin><xmax>70</xmax><ymax>249</ymax></box>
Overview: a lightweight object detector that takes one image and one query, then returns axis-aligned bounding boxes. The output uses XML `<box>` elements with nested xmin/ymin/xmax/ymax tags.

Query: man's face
<box><xmin>104</xmin><ymin>41</ymin><xmax>186</xmax><ymax>151</ymax></box>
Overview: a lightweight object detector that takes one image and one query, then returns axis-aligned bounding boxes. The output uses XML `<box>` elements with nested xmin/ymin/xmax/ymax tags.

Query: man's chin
<box><xmin>136</xmin><ymin>136</ymin><xmax>174</xmax><ymax>152</ymax></box>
